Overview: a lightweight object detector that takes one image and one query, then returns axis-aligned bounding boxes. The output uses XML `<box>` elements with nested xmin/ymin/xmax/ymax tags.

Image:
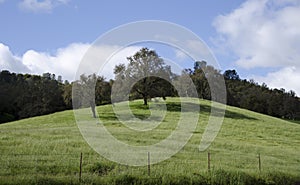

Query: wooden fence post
<box><xmin>208</xmin><ymin>151</ymin><xmax>211</xmax><ymax>172</ymax></box>
<box><xmin>148</xmin><ymin>152</ymin><xmax>150</xmax><ymax>176</ymax></box>
<box><xmin>79</xmin><ymin>152</ymin><xmax>83</xmax><ymax>182</ymax></box>
<box><xmin>258</xmin><ymin>153</ymin><xmax>261</xmax><ymax>172</ymax></box>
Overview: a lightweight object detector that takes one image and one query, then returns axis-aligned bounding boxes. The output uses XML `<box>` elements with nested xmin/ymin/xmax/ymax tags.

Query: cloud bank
<box><xmin>0</xmin><ymin>42</ymin><xmax>141</xmax><ymax>81</ymax></box>
<box><xmin>213</xmin><ymin>0</ymin><xmax>300</xmax><ymax>95</ymax></box>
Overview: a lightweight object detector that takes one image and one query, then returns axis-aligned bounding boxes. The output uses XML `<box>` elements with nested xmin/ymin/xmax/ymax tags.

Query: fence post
<box><xmin>79</xmin><ymin>152</ymin><xmax>83</xmax><ymax>182</ymax></box>
<box><xmin>35</xmin><ymin>156</ymin><xmax>38</xmax><ymax>183</ymax></box>
<box><xmin>208</xmin><ymin>151</ymin><xmax>211</xmax><ymax>172</ymax></box>
<box><xmin>258</xmin><ymin>153</ymin><xmax>261</xmax><ymax>172</ymax></box>
<box><xmin>148</xmin><ymin>152</ymin><xmax>150</xmax><ymax>176</ymax></box>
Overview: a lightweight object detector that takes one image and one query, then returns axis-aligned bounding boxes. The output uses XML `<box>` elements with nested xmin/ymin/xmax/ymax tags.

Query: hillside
<box><xmin>0</xmin><ymin>98</ymin><xmax>299</xmax><ymax>184</ymax></box>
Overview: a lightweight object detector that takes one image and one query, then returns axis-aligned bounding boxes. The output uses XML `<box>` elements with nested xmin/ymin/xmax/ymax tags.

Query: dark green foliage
<box><xmin>62</xmin><ymin>82</ymin><xmax>72</xmax><ymax>109</ymax></box>
<box><xmin>0</xmin><ymin>70</ymin><xmax>113</xmax><ymax>123</ymax></box>
<box><xmin>187</xmin><ymin>65</ymin><xmax>300</xmax><ymax>120</ymax></box>
<box><xmin>188</xmin><ymin>61</ymin><xmax>226</xmax><ymax>103</ymax></box>
<box><xmin>0</xmin><ymin>113</ymin><xmax>15</xmax><ymax>123</ymax></box>
<box><xmin>223</xmin><ymin>70</ymin><xmax>300</xmax><ymax>120</ymax></box>
<box><xmin>224</xmin><ymin>69</ymin><xmax>240</xmax><ymax>80</ymax></box>
<box><xmin>0</xmin><ymin>71</ymin><xmax>66</xmax><ymax>123</ymax></box>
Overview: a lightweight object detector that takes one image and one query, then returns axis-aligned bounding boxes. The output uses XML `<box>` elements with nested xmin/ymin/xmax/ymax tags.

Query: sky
<box><xmin>0</xmin><ymin>0</ymin><xmax>300</xmax><ymax>95</ymax></box>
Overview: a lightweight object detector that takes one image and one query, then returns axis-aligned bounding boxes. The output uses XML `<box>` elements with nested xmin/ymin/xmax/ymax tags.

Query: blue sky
<box><xmin>0</xmin><ymin>0</ymin><xmax>242</xmax><ymax>54</ymax></box>
<box><xmin>0</xmin><ymin>0</ymin><xmax>300</xmax><ymax>95</ymax></box>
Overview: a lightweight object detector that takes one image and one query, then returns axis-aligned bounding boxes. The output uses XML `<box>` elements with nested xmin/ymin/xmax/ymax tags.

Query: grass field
<box><xmin>0</xmin><ymin>98</ymin><xmax>299</xmax><ymax>184</ymax></box>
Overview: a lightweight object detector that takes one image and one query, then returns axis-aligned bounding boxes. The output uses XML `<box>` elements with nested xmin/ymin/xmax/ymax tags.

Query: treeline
<box><xmin>0</xmin><ymin>71</ymin><xmax>112</xmax><ymax>123</ymax></box>
<box><xmin>185</xmin><ymin>61</ymin><xmax>300</xmax><ymax>120</ymax></box>
<box><xmin>0</xmin><ymin>71</ymin><xmax>65</xmax><ymax>123</ymax></box>
<box><xmin>1</xmin><ymin>63</ymin><xmax>300</xmax><ymax>123</ymax></box>
<box><xmin>223</xmin><ymin>70</ymin><xmax>300</xmax><ymax>120</ymax></box>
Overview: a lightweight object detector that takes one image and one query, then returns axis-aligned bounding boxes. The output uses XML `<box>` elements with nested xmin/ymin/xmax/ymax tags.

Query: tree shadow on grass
<box><xmin>98</xmin><ymin>101</ymin><xmax>258</xmax><ymax>121</ymax></box>
<box><xmin>166</xmin><ymin>102</ymin><xmax>257</xmax><ymax>120</ymax></box>
<box><xmin>99</xmin><ymin>113</ymin><xmax>118</xmax><ymax>121</ymax></box>
<box><xmin>99</xmin><ymin>112</ymin><xmax>163</xmax><ymax>122</ymax></box>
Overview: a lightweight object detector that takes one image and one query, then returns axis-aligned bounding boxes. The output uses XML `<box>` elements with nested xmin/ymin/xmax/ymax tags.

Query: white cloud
<box><xmin>0</xmin><ymin>42</ymin><xmax>141</xmax><ymax>82</ymax></box>
<box><xmin>0</xmin><ymin>43</ymin><xmax>30</xmax><ymax>73</ymax></box>
<box><xmin>76</xmin><ymin>44</ymin><xmax>141</xmax><ymax>80</ymax></box>
<box><xmin>213</xmin><ymin>0</ymin><xmax>300</xmax><ymax>95</ymax></box>
<box><xmin>18</xmin><ymin>0</ymin><xmax>70</xmax><ymax>13</ymax></box>
<box><xmin>22</xmin><ymin>43</ymin><xmax>90</xmax><ymax>81</ymax></box>
<box><xmin>254</xmin><ymin>66</ymin><xmax>300</xmax><ymax>96</ymax></box>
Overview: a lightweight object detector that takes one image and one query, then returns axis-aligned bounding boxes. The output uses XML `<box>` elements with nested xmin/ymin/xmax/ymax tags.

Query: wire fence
<box><xmin>1</xmin><ymin>150</ymin><xmax>298</xmax><ymax>184</ymax></box>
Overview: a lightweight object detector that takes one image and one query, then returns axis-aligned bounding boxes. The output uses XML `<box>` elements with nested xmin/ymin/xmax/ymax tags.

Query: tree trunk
<box><xmin>143</xmin><ymin>96</ymin><xmax>148</xmax><ymax>105</ymax></box>
<box><xmin>90</xmin><ymin>101</ymin><xmax>96</xmax><ymax>118</ymax></box>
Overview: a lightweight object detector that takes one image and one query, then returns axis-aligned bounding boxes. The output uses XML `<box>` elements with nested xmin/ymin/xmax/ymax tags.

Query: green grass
<box><xmin>0</xmin><ymin>97</ymin><xmax>299</xmax><ymax>184</ymax></box>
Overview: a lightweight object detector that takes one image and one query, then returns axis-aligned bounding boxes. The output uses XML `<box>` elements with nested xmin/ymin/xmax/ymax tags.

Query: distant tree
<box><xmin>77</xmin><ymin>74</ymin><xmax>97</xmax><ymax>118</ymax></box>
<box><xmin>190</xmin><ymin>61</ymin><xmax>222</xmax><ymax>100</ymax></box>
<box><xmin>223</xmin><ymin>70</ymin><xmax>240</xmax><ymax>80</ymax></box>
<box><xmin>41</xmin><ymin>74</ymin><xmax>65</xmax><ymax>114</ymax></box>
<box><xmin>112</xmin><ymin>64</ymin><xmax>127</xmax><ymax>103</ymax></box>
<box><xmin>282</xmin><ymin>90</ymin><xmax>299</xmax><ymax>120</ymax></box>
<box><xmin>194</xmin><ymin>61</ymin><xmax>207</xmax><ymax>70</ymax></box>
<box><xmin>114</xmin><ymin>48</ymin><xmax>173</xmax><ymax>105</ymax></box>
<box><xmin>72</xmin><ymin>74</ymin><xmax>112</xmax><ymax>117</ymax></box>
<box><xmin>95</xmin><ymin>76</ymin><xmax>111</xmax><ymax>105</ymax></box>
<box><xmin>173</xmin><ymin>70</ymin><xmax>195</xmax><ymax>97</ymax></box>
<box><xmin>63</xmin><ymin>82</ymin><xmax>72</xmax><ymax>109</ymax></box>
<box><xmin>64</xmin><ymin>80</ymin><xmax>70</xmax><ymax>85</ymax></box>
<box><xmin>57</xmin><ymin>75</ymin><xmax>63</xmax><ymax>83</ymax></box>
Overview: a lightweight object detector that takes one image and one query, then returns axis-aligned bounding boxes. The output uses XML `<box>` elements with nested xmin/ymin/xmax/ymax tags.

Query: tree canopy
<box><xmin>113</xmin><ymin>48</ymin><xmax>174</xmax><ymax>105</ymax></box>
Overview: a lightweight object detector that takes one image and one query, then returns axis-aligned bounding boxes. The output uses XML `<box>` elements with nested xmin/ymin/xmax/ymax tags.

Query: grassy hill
<box><xmin>0</xmin><ymin>98</ymin><xmax>299</xmax><ymax>184</ymax></box>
